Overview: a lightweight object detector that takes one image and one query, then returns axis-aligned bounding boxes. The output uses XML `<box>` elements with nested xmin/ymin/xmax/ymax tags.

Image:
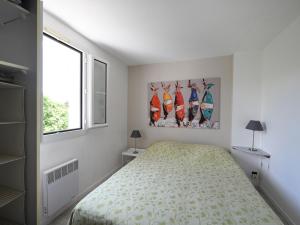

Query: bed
<box><xmin>69</xmin><ymin>141</ymin><xmax>283</xmax><ymax>225</ymax></box>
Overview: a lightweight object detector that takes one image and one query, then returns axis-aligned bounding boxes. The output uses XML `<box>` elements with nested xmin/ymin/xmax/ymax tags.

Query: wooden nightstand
<box><xmin>122</xmin><ymin>148</ymin><xmax>146</xmax><ymax>165</ymax></box>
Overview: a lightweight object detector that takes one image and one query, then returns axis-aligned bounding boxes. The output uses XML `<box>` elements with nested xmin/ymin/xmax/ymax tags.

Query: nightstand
<box><xmin>122</xmin><ymin>148</ymin><xmax>146</xmax><ymax>165</ymax></box>
<box><xmin>231</xmin><ymin>146</ymin><xmax>271</xmax><ymax>158</ymax></box>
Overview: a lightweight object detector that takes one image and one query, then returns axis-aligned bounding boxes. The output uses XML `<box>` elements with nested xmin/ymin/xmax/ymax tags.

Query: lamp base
<box><xmin>249</xmin><ymin>147</ymin><xmax>258</xmax><ymax>152</ymax></box>
<box><xmin>133</xmin><ymin>150</ymin><xmax>138</xmax><ymax>154</ymax></box>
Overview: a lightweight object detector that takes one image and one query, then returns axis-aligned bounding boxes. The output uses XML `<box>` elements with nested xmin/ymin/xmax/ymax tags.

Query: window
<box><xmin>92</xmin><ymin>59</ymin><xmax>107</xmax><ymax>125</ymax></box>
<box><xmin>43</xmin><ymin>33</ymin><xmax>82</xmax><ymax>134</ymax></box>
<box><xmin>87</xmin><ymin>56</ymin><xmax>107</xmax><ymax>127</ymax></box>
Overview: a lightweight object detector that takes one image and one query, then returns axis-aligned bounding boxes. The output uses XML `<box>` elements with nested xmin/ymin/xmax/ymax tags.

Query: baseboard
<box><xmin>42</xmin><ymin>164</ymin><xmax>122</xmax><ymax>225</ymax></box>
<box><xmin>258</xmin><ymin>185</ymin><xmax>296</xmax><ymax>225</ymax></box>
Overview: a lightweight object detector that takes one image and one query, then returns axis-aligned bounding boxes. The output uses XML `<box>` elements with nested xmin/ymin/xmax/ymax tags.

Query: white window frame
<box><xmin>86</xmin><ymin>54</ymin><xmax>108</xmax><ymax>129</ymax></box>
<box><xmin>42</xmin><ymin>32</ymin><xmax>88</xmax><ymax>143</ymax></box>
<box><xmin>41</xmin><ymin>33</ymin><xmax>108</xmax><ymax>143</ymax></box>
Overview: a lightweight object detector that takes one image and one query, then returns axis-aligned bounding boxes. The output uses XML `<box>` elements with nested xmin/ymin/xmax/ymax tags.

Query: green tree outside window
<box><xmin>43</xmin><ymin>96</ymin><xmax>69</xmax><ymax>133</ymax></box>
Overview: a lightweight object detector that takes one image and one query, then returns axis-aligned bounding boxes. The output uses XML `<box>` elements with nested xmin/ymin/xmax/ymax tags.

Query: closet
<box><xmin>0</xmin><ymin>0</ymin><xmax>39</xmax><ymax>224</ymax></box>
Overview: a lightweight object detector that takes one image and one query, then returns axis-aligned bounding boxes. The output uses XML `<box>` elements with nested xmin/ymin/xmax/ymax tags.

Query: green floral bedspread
<box><xmin>70</xmin><ymin>141</ymin><xmax>282</xmax><ymax>225</ymax></box>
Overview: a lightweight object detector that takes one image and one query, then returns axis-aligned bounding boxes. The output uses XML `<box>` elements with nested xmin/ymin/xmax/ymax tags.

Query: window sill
<box><xmin>41</xmin><ymin>129</ymin><xmax>86</xmax><ymax>144</ymax></box>
<box><xmin>41</xmin><ymin>124</ymin><xmax>108</xmax><ymax>144</ymax></box>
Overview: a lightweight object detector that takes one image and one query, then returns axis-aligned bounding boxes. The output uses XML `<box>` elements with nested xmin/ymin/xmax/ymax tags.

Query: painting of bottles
<box><xmin>148</xmin><ymin>77</ymin><xmax>220</xmax><ymax>129</ymax></box>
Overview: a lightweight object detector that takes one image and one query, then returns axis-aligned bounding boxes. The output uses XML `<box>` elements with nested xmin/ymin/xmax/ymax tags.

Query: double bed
<box><xmin>69</xmin><ymin>141</ymin><xmax>282</xmax><ymax>225</ymax></box>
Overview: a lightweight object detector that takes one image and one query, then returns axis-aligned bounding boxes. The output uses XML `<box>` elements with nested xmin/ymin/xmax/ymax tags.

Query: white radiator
<box><xmin>43</xmin><ymin>159</ymin><xmax>79</xmax><ymax>217</ymax></box>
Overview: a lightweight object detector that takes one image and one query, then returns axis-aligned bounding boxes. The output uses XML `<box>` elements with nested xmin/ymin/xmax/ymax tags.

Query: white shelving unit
<box><xmin>0</xmin><ymin>61</ymin><xmax>26</xmax><ymax>224</ymax></box>
<box><xmin>0</xmin><ymin>0</ymin><xmax>35</xmax><ymax>223</ymax></box>
<box><xmin>0</xmin><ymin>0</ymin><xmax>29</xmax><ymax>26</ymax></box>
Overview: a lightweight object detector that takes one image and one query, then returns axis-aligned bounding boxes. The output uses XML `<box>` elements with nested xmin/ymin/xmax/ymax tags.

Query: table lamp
<box><xmin>130</xmin><ymin>130</ymin><xmax>141</xmax><ymax>154</ymax></box>
<box><xmin>246</xmin><ymin>120</ymin><xmax>264</xmax><ymax>151</ymax></box>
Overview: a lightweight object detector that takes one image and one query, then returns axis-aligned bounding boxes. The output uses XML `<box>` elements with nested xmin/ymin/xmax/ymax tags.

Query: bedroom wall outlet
<box><xmin>251</xmin><ymin>171</ymin><xmax>258</xmax><ymax>178</ymax></box>
<box><xmin>251</xmin><ymin>171</ymin><xmax>259</xmax><ymax>186</ymax></box>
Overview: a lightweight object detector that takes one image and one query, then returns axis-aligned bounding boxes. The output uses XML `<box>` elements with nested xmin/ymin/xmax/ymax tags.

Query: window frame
<box><xmin>42</xmin><ymin>32</ymin><xmax>83</xmax><ymax>135</ymax></box>
<box><xmin>92</xmin><ymin>58</ymin><xmax>107</xmax><ymax>126</ymax></box>
<box><xmin>87</xmin><ymin>55</ymin><xmax>108</xmax><ymax>128</ymax></box>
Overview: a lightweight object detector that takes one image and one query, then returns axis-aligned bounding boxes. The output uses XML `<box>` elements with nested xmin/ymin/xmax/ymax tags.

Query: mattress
<box><xmin>69</xmin><ymin>141</ymin><xmax>283</xmax><ymax>225</ymax></box>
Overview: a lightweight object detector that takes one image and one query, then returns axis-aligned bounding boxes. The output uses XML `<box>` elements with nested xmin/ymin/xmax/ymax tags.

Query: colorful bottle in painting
<box><xmin>188</xmin><ymin>80</ymin><xmax>200</xmax><ymax>123</ymax></box>
<box><xmin>161</xmin><ymin>82</ymin><xmax>173</xmax><ymax>119</ymax></box>
<box><xmin>149</xmin><ymin>83</ymin><xmax>161</xmax><ymax>126</ymax></box>
<box><xmin>199</xmin><ymin>78</ymin><xmax>214</xmax><ymax>126</ymax></box>
<box><xmin>174</xmin><ymin>81</ymin><xmax>185</xmax><ymax>127</ymax></box>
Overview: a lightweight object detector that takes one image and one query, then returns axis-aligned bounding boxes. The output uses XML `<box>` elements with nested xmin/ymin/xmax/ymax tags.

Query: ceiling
<box><xmin>43</xmin><ymin>0</ymin><xmax>300</xmax><ymax>65</ymax></box>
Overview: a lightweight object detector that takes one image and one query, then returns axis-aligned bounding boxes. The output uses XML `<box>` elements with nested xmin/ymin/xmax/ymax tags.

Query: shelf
<box><xmin>231</xmin><ymin>146</ymin><xmax>271</xmax><ymax>158</ymax></box>
<box><xmin>0</xmin><ymin>81</ymin><xmax>23</xmax><ymax>89</ymax></box>
<box><xmin>0</xmin><ymin>60</ymin><xmax>29</xmax><ymax>74</ymax></box>
<box><xmin>0</xmin><ymin>122</ymin><xmax>25</xmax><ymax>125</ymax></box>
<box><xmin>0</xmin><ymin>155</ymin><xmax>24</xmax><ymax>165</ymax></box>
<box><xmin>0</xmin><ymin>218</ymin><xmax>21</xmax><ymax>225</ymax></box>
<box><xmin>0</xmin><ymin>0</ymin><xmax>29</xmax><ymax>25</ymax></box>
<box><xmin>0</xmin><ymin>186</ymin><xmax>23</xmax><ymax>208</ymax></box>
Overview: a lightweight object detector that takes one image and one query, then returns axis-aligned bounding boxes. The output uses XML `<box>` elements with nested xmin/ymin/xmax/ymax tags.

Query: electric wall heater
<box><xmin>43</xmin><ymin>159</ymin><xmax>79</xmax><ymax>217</ymax></box>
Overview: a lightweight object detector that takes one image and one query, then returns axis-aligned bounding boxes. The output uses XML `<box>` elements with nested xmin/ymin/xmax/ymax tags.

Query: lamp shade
<box><xmin>130</xmin><ymin>130</ymin><xmax>141</xmax><ymax>138</ymax></box>
<box><xmin>246</xmin><ymin>120</ymin><xmax>263</xmax><ymax>131</ymax></box>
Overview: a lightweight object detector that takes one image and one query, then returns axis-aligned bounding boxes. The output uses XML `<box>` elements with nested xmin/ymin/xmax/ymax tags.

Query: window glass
<box><xmin>93</xmin><ymin>59</ymin><xmax>107</xmax><ymax>125</ymax></box>
<box><xmin>43</xmin><ymin>34</ymin><xmax>82</xmax><ymax>134</ymax></box>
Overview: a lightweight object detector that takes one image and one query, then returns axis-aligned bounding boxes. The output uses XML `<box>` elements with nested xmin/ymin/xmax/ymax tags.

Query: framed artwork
<box><xmin>148</xmin><ymin>78</ymin><xmax>220</xmax><ymax>129</ymax></box>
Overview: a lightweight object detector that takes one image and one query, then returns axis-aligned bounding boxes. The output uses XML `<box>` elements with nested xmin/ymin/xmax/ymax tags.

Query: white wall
<box><xmin>232</xmin><ymin>52</ymin><xmax>262</xmax><ymax>147</ymax></box>
<box><xmin>231</xmin><ymin>52</ymin><xmax>263</xmax><ymax>177</ymax></box>
<box><xmin>260</xmin><ymin>15</ymin><xmax>300</xmax><ymax>225</ymax></box>
<box><xmin>40</xmin><ymin>12</ymin><xmax>128</xmax><ymax>224</ymax></box>
<box><xmin>232</xmin><ymin>16</ymin><xmax>300</xmax><ymax>224</ymax></box>
<box><xmin>128</xmin><ymin>56</ymin><xmax>233</xmax><ymax>149</ymax></box>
